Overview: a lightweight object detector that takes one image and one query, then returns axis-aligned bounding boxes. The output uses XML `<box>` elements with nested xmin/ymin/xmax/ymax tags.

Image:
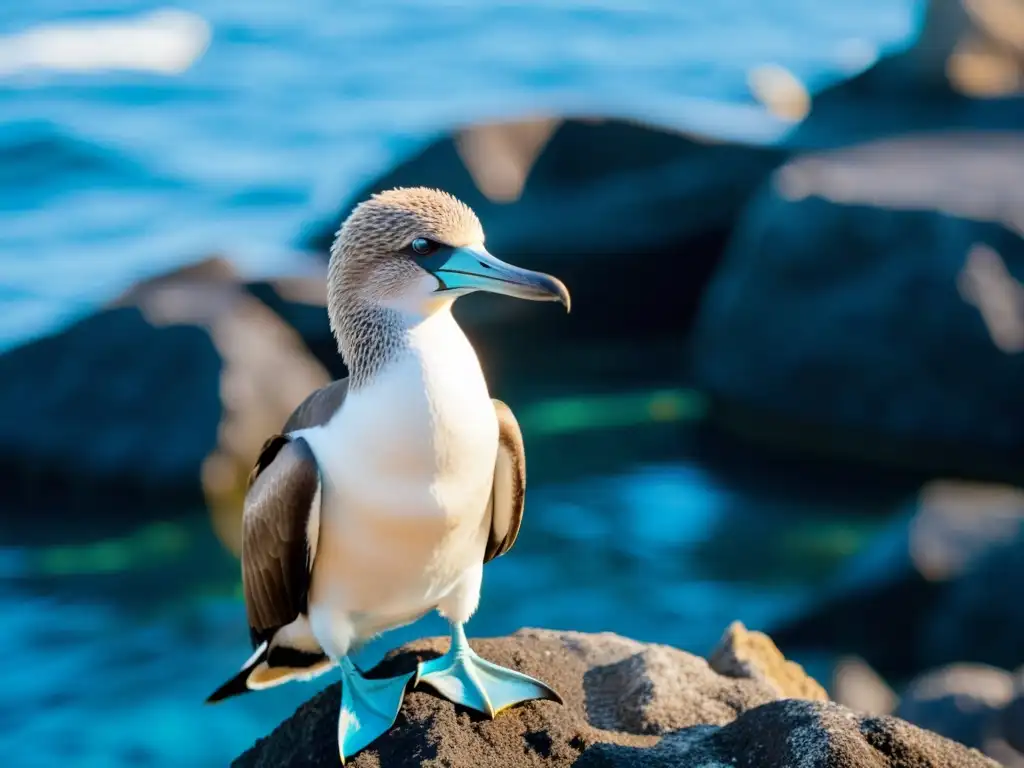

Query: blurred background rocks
<box><xmin>0</xmin><ymin>257</ymin><xmax>331</xmax><ymax>553</ymax></box>
<box><xmin>771</xmin><ymin>479</ymin><xmax>1024</xmax><ymax>678</ymax></box>
<box><xmin>303</xmin><ymin>117</ymin><xmax>787</xmax><ymax>343</ymax></box>
<box><xmin>690</xmin><ymin>135</ymin><xmax>1024</xmax><ymax>482</ymax></box>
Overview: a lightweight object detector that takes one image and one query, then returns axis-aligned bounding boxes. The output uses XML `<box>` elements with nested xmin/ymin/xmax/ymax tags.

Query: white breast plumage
<box><xmin>296</xmin><ymin>308</ymin><xmax>499</xmax><ymax>648</ymax></box>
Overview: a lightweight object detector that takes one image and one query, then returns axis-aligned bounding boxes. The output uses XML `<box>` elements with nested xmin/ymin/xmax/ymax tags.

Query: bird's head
<box><xmin>327</xmin><ymin>187</ymin><xmax>570</xmax><ymax>321</ymax></box>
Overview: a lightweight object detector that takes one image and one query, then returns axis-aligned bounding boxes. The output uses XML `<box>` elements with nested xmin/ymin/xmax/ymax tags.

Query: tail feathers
<box><xmin>206</xmin><ymin>643</ymin><xmax>333</xmax><ymax>704</ymax></box>
<box><xmin>206</xmin><ymin>643</ymin><xmax>267</xmax><ymax>704</ymax></box>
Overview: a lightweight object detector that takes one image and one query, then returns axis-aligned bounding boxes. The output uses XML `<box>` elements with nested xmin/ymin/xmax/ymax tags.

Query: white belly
<box><xmin>298</xmin><ymin>310</ymin><xmax>499</xmax><ymax>650</ymax></box>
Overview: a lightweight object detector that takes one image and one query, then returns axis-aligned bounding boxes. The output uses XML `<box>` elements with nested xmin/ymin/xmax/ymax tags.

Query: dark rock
<box><xmin>895</xmin><ymin>664</ymin><xmax>1014</xmax><ymax>750</ymax></box>
<box><xmin>301</xmin><ymin>116</ymin><xmax>786</xmax><ymax>344</ymax></box>
<box><xmin>771</xmin><ymin>480</ymin><xmax>1024</xmax><ymax>681</ymax></box>
<box><xmin>787</xmin><ymin>0</ymin><xmax>1024</xmax><ymax>149</ymax></box>
<box><xmin>1002</xmin><ymin>670</ymin><xmax>1024</xmax><ymax>753</ymax></box>
<box><xmin>233</xmin><ymin>628</ymin><xmax>996</xmax><ymax>768</ymax></box>
<box><xmin>921</xmin><ymin>529</ymin><xmax>1024</xmax><ymax>674</ymax></box>
<box><xmin>0</xmin><ymin>257</ymin><xmax>330</xmax><ymax>549</ymax></box>
<box><xmin>991</xmin><ymin>669</ymin><xmax>1024</xmax><ymax>765</ymax></box>
<box><xmin>689</xmin><ymin>132</ymin><xmax>1024</xmax><ymax>483</ymax></box>
<box><xmin>882</xmin><ymin>663</ymin><xmax>1024</xmax><ymax>765</ymax></box>
<box><xmin>765</xmin><ymin>506</ymin><xmax>941</xmax><ymax>680</ymax></box>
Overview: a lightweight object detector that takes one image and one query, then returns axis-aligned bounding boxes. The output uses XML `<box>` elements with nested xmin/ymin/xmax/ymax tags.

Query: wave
<box><xmin>0</xmin><ymin>9</ymin><xmax>210</xmax><ymax>78</ymax></box>
<box><xmin>0</xmin><ymin>122</ymin><xmax>176</xmax><ymax>193</ymax></box>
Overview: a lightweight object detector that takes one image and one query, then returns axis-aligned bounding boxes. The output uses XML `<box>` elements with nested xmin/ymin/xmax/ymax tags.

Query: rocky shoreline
<box><xmin>232</xmin><ymin>623</ymin><xmax>1000</xmax><ymax>768</ymax></box>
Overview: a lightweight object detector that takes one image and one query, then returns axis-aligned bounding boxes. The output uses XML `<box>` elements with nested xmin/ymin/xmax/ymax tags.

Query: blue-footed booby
<box><xmin>206</xmin><ymin>187</ymin><xmax>569</xmax><ymax>762</ymax></box>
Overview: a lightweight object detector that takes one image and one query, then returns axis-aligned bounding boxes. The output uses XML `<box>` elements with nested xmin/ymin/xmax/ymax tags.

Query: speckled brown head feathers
<box><xmin>327</xmin><ymin>187</ymin><xmax>484</xmax><ymax>312</ymax></box>
<box><xmin>325</xmin><ymin>187</ymin><xmax>486</xmax><ymax>386</ymax></box>
<box><xmin>339</xmin><ymin>188</ymin><xmax>484</xmax><ymax>253</ymax></box>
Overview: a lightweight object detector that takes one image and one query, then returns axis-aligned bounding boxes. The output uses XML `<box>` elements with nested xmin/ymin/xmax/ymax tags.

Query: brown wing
<box><xmin>239</xmin><ymin>379</ymin><xmax>349</xmax><ymax>648</ymax></box>
<box><xmin>483</xmin><ymin>399</ymin><xmax>526</xmax><ymax>564</ymax></box>
<box><xmin>241</xmin><ymin>437</ymin><xmax>321</xmax><ymax>647</ymax></box>
<box><xmin>246</xmin><ymin>378</ymin><xmax>349</xmax><ymax>490</ymax></box>
<box><xmin>283</xmin><ymin>378</ymin><xmax>350</xmax><ymax>434</ymax></box>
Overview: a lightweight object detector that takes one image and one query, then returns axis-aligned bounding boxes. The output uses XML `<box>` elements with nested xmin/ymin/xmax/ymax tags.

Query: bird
<box><xmin>206</xmin><ymin>187</ymin><xmax>569</xmax><ymax>762</ymax></box>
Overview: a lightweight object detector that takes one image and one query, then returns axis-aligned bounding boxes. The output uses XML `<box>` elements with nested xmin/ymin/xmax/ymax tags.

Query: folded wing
<box><xmin>484</xmin><ymin>399</ymin><xmax>526</xmax><ymax>564</ymax></box>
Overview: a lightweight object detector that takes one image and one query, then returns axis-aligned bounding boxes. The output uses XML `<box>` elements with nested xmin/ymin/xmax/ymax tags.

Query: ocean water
<box><xmin>0</xmin><ymin>0</ymin><xmax>919</xmax><ymax>353</ymax></box>
<box><xmin>0</xmin><ymin>2</ymin><xmax>926</xmax><ymax>766</ymax></box>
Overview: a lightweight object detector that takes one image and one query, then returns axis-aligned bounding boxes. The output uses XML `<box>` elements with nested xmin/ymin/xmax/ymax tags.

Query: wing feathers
<box><xmin>484</xmin><ymin>399</ymin><xmax>526</xmax><ymax>564</ymax></box>
<box><xmin>241</xmin><ymin>436</ymin><xmax>321</xmax><ymax>644</ymax></box>
<box><xmin>283</xmin><ymin>378</ymin><xmax>350</xmax><ymax>433</ymax></box>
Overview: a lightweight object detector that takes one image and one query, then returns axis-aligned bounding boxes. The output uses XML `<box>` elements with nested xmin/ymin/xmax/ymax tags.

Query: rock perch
<box><xmin>233</xmin><ymin>626</ymin><xmax>998</xmax><ymax>767</ymax></box>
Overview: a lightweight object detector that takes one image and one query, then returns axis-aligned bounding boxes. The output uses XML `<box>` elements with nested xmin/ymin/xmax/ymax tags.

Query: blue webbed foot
<box><xmin>337</xmin><ymin>657</ymin><xmax>414</xmax><ymax>764</ymax></box>
<box><xmin>413</xmin><ymin>623</ymin><xmax>563</xmax><ymax>718</ymax></box>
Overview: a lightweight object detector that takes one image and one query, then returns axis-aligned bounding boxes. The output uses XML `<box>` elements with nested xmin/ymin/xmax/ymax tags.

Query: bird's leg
<box><xmin>336</xmin><ymin>656</ymin><xmax>414</xmax><ymax>764</ymax></box>
<box><xmin>413</xmin><ymin>622</ymin><xmax>562</xmax><ymax>718</ymax></box>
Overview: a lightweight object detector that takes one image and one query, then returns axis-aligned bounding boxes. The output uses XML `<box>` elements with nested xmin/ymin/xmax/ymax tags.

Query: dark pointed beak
<box><xmin>430</xmin><ymin>244</ymin><xmax>570</xmax><ymax>311</ymax></box>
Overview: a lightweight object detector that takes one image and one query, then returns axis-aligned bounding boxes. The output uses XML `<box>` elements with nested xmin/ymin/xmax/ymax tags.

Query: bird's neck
<box><xmin>332</xmin><ymin>300</ymin><xmax>466</xmax><ymax>390</ymax></box>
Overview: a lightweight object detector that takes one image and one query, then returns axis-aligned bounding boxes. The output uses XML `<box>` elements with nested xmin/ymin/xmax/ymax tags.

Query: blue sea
<box><xmin>0</xmin><ymin>2</ymin><xmax>924</xmax><ymax>766</ymax></box>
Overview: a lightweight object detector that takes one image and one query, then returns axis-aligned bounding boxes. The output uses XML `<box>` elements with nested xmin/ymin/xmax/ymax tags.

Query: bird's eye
<box><xmin>409</xmin><ymin>238</ymin><xmax>438</xmax><ymax>256</ymax></box>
